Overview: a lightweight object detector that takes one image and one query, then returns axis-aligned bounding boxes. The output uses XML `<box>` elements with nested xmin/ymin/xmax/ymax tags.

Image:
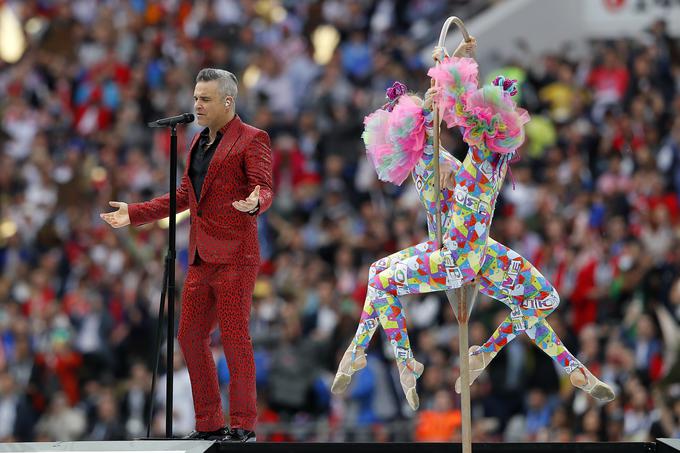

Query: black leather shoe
<box><xmin>222</xmin><ymin>428</ymin><xmax>256</xmax><ymax>442</ymax></box>
<box><xmin>183</xmin><ymin>427</ymin><xmax>229</xmax><ymax>440</ymax></box>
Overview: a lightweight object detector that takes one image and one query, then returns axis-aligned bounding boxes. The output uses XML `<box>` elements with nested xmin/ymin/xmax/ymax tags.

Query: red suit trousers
<box><xmin>177</xmin><ymin>258</ymin><xmax>258</xmax><ymax>432</ymax></box>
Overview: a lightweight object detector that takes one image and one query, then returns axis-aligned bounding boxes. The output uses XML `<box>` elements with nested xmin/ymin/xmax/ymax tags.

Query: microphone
<box><xmin>148</xmin><ymin>113</ymin><xmax>195</xmax><ymax>128</ymax></box>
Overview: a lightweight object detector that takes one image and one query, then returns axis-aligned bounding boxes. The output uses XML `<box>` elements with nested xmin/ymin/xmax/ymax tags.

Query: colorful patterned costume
<box><xmin>332</xmin><ymin>56</ymin><xmax>615</xmax><ymax>409</ymax></box>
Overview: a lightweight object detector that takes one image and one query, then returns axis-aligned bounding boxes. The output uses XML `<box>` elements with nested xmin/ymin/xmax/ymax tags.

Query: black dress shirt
<box><xmin>188</xmin><ymin>126</ymin><xmax>259</xmax><ymax>215</ymax></box>
<box><xmin>189</xmin><ymin>128</ymin><xmax>222</xmax><ymax>201</ymax></box>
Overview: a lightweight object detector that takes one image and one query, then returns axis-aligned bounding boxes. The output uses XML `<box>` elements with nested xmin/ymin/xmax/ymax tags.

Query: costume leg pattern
<box><xmin>373</xmin><ymin>145</ymin><xmax>511</xmax><ymax>298</ymax></box>
<box><xmin>456</xmin><ymin>239</ymin><xmax>615</xmax><ymax>401</ymax></box>
<box><xmin>332</xmin><ymin>242</ymin><xmax>430</xmax><ymax>409</ymax></box>
<box><xmin>465</xmin><ymin>238</ymin><xmax>573</xmax><ymax>386</ymax></box>
<box><xmin>346</xmin><ymin>147</ymin><xmax>511</xmax><ymax>408</ymax></box>
<box><xmin>420</xmin><ymin>146</ymin><xmax>578</xmax><ymax>381</ymax></box>
<box><xmin>346</xmin><ymin>243</ymin><xmax>435</xmax><ymax>352</ymax></box>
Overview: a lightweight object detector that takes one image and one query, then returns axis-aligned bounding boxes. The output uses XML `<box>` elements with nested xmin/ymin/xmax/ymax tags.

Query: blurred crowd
<box><xmin>1</xmin><ymin>0</ymin><xmax>680</xmax><ymax>443</ymax></box>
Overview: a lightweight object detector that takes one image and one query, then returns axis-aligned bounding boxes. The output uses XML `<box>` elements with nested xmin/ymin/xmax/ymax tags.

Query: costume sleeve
<box><xmin>244</xmin><ymin>130</ymin><xmax>274</xmax><ymax>215</ymax></box>
<box><xmin>128</xmin><ymin>172</ymin><xmax>191</xmax><ymax>226</ymax></box>
<box><xmin>417</xmin><ymin>148</ymin><xmax>463</xmax><ymax>242</ymax></box>
<box><xmin>411</xmin><ymin>106</ymin><xmax>461</xmax><ymax>242</ymax></box>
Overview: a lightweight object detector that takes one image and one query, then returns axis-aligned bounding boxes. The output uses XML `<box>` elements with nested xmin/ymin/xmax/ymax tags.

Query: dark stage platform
<box><xmin>0</xmin><ymin>440</ymin><xmax>675</xmax><ymax>453</ymax></box>
<box><xmin>214</xmin><ymin>442</ymin><xmax>658</xmax><ymax>453</ymax></box>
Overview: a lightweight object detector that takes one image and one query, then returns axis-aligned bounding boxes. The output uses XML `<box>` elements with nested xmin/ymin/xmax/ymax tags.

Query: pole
<box><xmin>145</xmin><ymin>125</ymin><xmax>179</xmax><ymax>439</ymax></box>
<box><xmin>166</xmin><ymin>125</ymin><xmax>177</xmax><ymax>438</ymax></box>
<box><xmin>432</xmin><ymin>16</ymin><xmax>476</xmax><ymax>453</ymax></box>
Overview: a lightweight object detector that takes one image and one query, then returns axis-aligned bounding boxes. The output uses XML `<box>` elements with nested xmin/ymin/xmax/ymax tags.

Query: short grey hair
<box><xmin>195</xmin><ymin>68</ymin><xmax>238</xmax><ymax>100</ymax></box>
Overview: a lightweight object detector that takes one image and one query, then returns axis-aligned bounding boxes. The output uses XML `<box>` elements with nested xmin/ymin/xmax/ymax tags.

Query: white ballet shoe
<box><xmin>331</xmin><ymin>346</ymin><xmax>367</xmax><ymax>395</ymax></box>
<box><xmin>570</xmin><ymin>367</ymin><xmax>615</xmax><ymax>402</ymax></box>
<box><xmin>398</xmin><ymin>358</ymin><xmax>425</xmax><ymax>410</ymax></box>
<box><xmin>455</xmin><ymin>345</ymin><xmax>492</xmax><ymax>394</ymax></box>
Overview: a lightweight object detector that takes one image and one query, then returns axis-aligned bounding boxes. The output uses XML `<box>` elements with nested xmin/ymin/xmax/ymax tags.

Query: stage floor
<box><xmin>0</xmin><ymin>440</ymin><xmax>672</xmax><ymax>453</ymax></box>
<box><xmin>214</xmin><ymin>442</ymin><xmax>657</xmax><ymax>453</ymax></box>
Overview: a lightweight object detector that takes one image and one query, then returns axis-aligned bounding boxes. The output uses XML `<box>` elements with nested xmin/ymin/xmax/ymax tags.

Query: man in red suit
<box><xmin>100</xmin><ymin>68</ymin><xmax>273</xmax><ymax>443</ymax></box>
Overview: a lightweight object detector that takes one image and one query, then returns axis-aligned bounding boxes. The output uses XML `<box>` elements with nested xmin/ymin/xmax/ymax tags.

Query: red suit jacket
<box><xmin>128</xmin><ymin>116</ymin><xmax>273</xmax><ymax>265</ymax></box>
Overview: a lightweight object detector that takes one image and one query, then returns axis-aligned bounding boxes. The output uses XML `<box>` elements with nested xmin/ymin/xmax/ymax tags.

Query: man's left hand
<box><xmin>232</xmin><ymin>185</ymin><xmax>260</xmax><ymax>213</ymax></box>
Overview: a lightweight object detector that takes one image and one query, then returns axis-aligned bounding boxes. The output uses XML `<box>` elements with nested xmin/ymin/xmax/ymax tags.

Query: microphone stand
<box><xmin>146</xmin><ymin>123</ymin><xmax>179</xmax><ymax>439</ymax></box>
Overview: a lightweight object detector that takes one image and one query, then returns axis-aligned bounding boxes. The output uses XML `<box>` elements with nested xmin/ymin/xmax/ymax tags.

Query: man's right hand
<box><xmin>100</xmin><ymin>201</ymin><xmax>130</xmax><ymax>228</ymax></box>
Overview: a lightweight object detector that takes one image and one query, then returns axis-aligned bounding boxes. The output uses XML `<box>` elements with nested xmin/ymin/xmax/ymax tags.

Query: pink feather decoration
<box><xmin>427</xmin><ymin>56</ymin><xmax>479</xmax><ymax>128</ymax></box>
<box><xmin>461</xmin><ymin>85</ymin><xmax>530</xmax><ymax>154</ymax></box>
<box><xmin>362</xmin><ymin>96</ymin><xmax>427</xmax><ymax>185</ymax></box>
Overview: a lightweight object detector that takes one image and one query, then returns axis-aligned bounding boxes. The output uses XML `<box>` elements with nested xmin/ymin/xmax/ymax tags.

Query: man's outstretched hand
<box><xmin>100</xmin><ymin>201</ymin><xmax>130</xmax><ymax>228</ymax></box>
<box><xmin>232</xmin><ymin>185</ymin><xmax>260</xmax><ymax>213</ymax></box>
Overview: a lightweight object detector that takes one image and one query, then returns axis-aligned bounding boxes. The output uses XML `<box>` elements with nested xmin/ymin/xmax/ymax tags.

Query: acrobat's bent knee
<box><xmin>550</xmin><ymin>287</ymin><xmax>560</xmax><ymax>310</ymax></box>
<box><xmin>522</xmin><ymin>287</ymin><xmax>560</xmax><ymax>315</ymax></box>
<box><xmin>369</xmin><ymin>257</ymin><xmax>390</xmax><ymax>280</ymax></box>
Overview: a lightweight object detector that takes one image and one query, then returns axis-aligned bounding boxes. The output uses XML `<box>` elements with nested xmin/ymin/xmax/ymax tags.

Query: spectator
<box><xmin>1</xmin><ymin>0</ymin><xmax>679</xmax><ymax>442</ymax></box>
